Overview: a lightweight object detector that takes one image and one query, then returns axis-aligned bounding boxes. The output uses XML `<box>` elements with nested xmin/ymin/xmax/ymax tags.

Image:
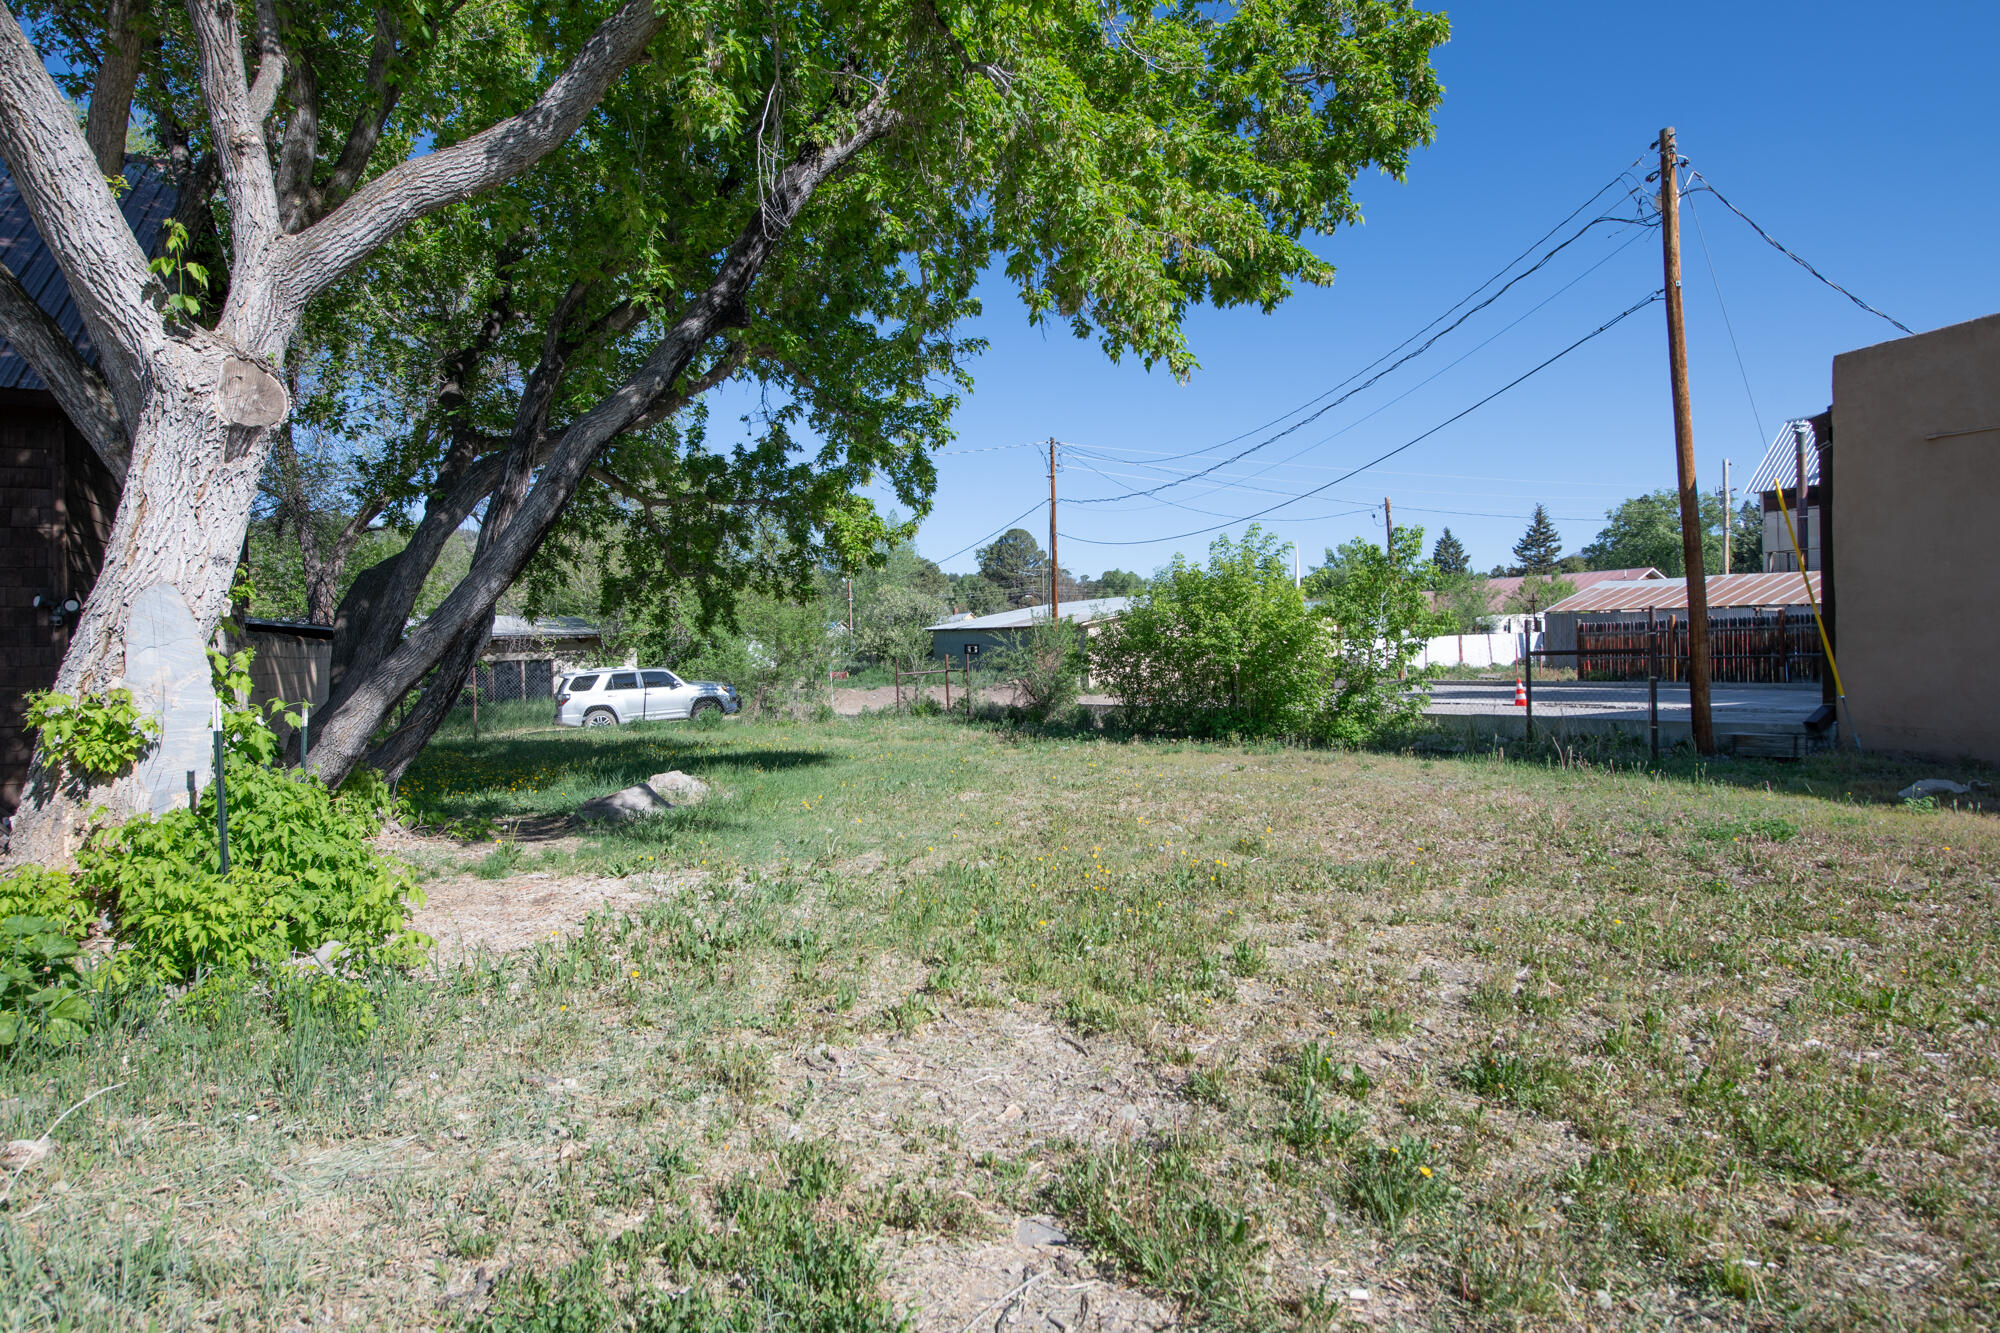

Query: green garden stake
<box><xmin>212</xmin><ymin>697</ymin><xmax>229</xmax><ymax>874</ymax></box>
<box><xmin>299</xmin><ymin>701</ymin><xmax>309</xmax><ymax>763</ymax></box>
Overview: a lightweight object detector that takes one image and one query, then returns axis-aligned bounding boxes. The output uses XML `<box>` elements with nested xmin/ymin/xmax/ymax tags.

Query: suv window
<box><xmin>606</xmin><ymin>671</ymin><xmax>639</xmax><ymax>691</ymax></box>
<box><xmin>641</xmin><ymin>670</ymin><xmax>674</xmax><ymax>688</ymax></box>
<box><xmin>566</xmin><ymin>674</ymin><xmax>599</xmax><ymax>692</ymax></box>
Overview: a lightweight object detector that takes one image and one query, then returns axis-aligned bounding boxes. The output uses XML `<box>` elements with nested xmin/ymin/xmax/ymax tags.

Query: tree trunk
<box><xmin>10</xmin><ymin>338</ymin><xmax>284</xmax><ymax>862</ymax></box>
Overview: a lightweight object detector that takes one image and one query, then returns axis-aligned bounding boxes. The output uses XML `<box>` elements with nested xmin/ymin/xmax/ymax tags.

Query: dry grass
<box><xmin>2</xmin><ymin>714</ymin><xmax>1995</xmax><ymax>1330</ymax></box>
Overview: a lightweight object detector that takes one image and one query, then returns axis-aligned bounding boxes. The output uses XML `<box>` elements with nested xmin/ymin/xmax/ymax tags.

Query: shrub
<box><xmin>1308</xmin><ymin>527</ymin><xmax>1452</xmax><ymax>742</ymax></box>
<box><xmin>992</xmin><ymin>615</ymin><xmax>1084</xmax><ymax>723</ymax></box>
<box><xmin>0</xmin><ymin>864</ymin><xmax>94</xmax><ymax>939</ymax></box>
<box><xmin>77</xmin><ymin>759</ymin><xmax>427</xmax><ymax>983</ymax></box>
<box><xmin>0</xmin><ymin>915</ymin><xmax>95</xmax><ymax>1047</ymax></box>
<box><xmin>1094</xmin><ymin>527</ymin><xmax>1333</xmax><ymax>740</ymax></box>
<box><xmin>23</xmin><ymin>687</ymin><xmax>158</xmax><ymax>786</ymax></box>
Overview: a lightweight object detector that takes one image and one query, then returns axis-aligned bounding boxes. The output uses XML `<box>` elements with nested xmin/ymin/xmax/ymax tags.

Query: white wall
<box><xmin>1415</xmin><ymin>632</ymin><xmax>1536</xmax><ymax>670</ymax></box>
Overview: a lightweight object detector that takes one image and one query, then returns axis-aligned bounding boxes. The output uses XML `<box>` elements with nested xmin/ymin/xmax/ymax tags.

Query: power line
<box><xmin>934</xmin><ymin>439</ymin><xmax>1047</xmax><ymax>457</ymax></box>
<box><xmin>1684</xmin><ymin>168</ymin><xmax>1913</xmax><ymax>334</ymax></box>
<box><xmin>1066</xmin><ymin>209</ymin><xmax>1653</xmax><ymax>505</ymax></box>
<box><xmin>1053</xmin><ymin>290</ymin><xmax>1663</xmax><ymax>547</ymax></box>
<box><xmin>1133</xmin><ymin>153</ymin><xmax>1654</xmax><ymax>467</ymax></box>
<box><xmin>1064</xmin><ymin>220</ymin><xmax>1655</xmax><ymax>510</ymax></box>
<box><xmin>1683</xmin><ymin>182</ymin><xmax>1767</xmax><ymax>449</ymax></box>
<box><xmin>931</xmin><ymin>498</ymin><xmax>1046</xmax><ymax>564</ymax></box>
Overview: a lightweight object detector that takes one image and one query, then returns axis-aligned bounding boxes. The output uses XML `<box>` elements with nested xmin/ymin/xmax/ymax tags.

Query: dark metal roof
<box><xmin>0</xmin><ymin>160</ymin><xmax>178</xmax><ymax>391</ymax></box>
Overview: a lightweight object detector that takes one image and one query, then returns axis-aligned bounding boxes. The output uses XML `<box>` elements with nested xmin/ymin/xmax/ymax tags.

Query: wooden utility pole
<box><xmin>1721</xmin><ymin>458</ymin><xmax>1731</xmax><ymax>573</ymax></box>
<box><xmin>1383</xmin><ymin>497</ymin><xmax>1394</xmax><ymax>553</ymax></box>
<box><xmin>1658</xmin><ymin>127</ymin><xmax>1715</xmax><ymax>754</ymax></box>
<box><xmin>1047</xmin><ymin>438</ymin><xmax>1060</xmax><ymax>623</ymax></box>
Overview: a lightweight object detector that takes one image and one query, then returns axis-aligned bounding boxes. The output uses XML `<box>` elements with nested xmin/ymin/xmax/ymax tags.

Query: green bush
<box><xmin>0</xmin><ymin>915</ymin><xmax>95</xmax><ymax>1047</ymax></box>
<box><xmin>0</xmin><ymin>864</ymin><xmax>94</xmax><ymax>939</ymax></box>
<box><xmin>991</xmin><ymin>615</ymin><xmax>1084</xmax><ymax>723</ymax></box>
<box><xmin>77</xmin><ymin>759</ymin><xmax>427</xmax><ymax>983</ymax></box>
<box><xmin>1094</xmin><ymin>527</ymin><xmax>1335</xmax><ymax>740</ymax></box>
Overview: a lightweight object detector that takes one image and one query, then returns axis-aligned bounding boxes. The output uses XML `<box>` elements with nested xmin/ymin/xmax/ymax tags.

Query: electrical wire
<box><xmin>1055</xmin><ymin>291</ymin><xmax>1664</xmax><ymax>547</ymax></box>
<box><xmin>1064</xmin><ymin>208</ymin><xmax>1654</xmax><ymax>505</ymax></box>
<box><xmin>1064</xmin><ymin>221</ymin><xmax>1655</xmax><ymax>508</ymax></box>
<box><xmin>1685</xmin><ymin>168</ymin><xmax>1913</xmax><ymax>334</ymax></box>
<box><xmin>1116</xmin><ymin>156</ymin><xmax>1655</xmax><ymax>472</ymax></box>
<box><xmin>930</xmin><ymin>498</ymin><xmax>1046</xmax><ymax>564</ymax></box>
<box><xmin>1683</xmin><ymin>179</ymin><xmax>1766</xmax><ymax>447</ymax></box>
<box><xmin>934</xmin><ymin>439</ymin><xmax>1047</xmax><ymax>457</ymax></box>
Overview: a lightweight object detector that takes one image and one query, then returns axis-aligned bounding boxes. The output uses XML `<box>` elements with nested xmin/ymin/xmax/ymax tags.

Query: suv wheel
<box><xmin>583</xmin><ymin>707</ymin><xmax>618</xmax><ymax>728</ymax></box>
<box><xmin>689</xmin><ymin>698</ymin><xmax>721</xmax><ymax>719</ymax></box>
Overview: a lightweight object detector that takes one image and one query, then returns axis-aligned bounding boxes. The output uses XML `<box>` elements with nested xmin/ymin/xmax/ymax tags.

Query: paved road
<box><xmin>1426</xmin><ymin>679</ymin><xmax>1825</xmax><ymax>733</ymax></box>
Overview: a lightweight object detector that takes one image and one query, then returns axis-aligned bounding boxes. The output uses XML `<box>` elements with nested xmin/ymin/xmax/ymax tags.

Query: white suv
<box><xmin>555</xmin><ymin>668</ymin><xmax>740</xmax><ymax>727</ymax></box>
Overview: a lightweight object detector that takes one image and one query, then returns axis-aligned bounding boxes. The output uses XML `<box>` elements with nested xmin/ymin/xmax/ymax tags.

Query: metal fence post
<box><xmin>1647</xmin><ymin>607</ymin><xmax>1660</xmax><ymax>759</ymax></box>
<box><xmin>1522</xmin><ymin>632</ymin><xmax>1534</xmax><ymax>745</ymax></box>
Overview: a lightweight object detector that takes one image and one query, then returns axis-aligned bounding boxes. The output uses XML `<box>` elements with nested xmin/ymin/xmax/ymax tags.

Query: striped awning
<box><xmin>1745</xmin><ymin>420</ymin><xmax>1822</xmax><ymax>496</ymax></box>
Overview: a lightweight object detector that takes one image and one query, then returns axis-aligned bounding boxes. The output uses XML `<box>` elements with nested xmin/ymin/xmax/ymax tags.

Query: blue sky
<box><xmin>782</xmin><ymin>0</ymin><xmax>1998</xmax><ymax>578</ymax></box>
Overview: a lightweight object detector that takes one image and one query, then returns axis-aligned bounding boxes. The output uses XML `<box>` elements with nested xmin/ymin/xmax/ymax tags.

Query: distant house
<box><xmin>0</xmin><ymin>163</ymin><xmax>177</xmax><ymax>814</ymax></box>
<box><xmin>1746</xmin><ymin>422</ymin><xmax>1823</xmax><ymax>572</ymax></box>
<box><xmin>925</xmin><ymin>597</ymin><xmax>1134</xmax><ymax>670</ymax></box>
<box><xmin>482</xmin><ymin>615</ymin><xmax>605</xmax><ymax>702</ymax></box>
<box><xmin>1474</xmin><ymin>567</ymin><xmax>1664</xmax><ymax>635</ymax></box>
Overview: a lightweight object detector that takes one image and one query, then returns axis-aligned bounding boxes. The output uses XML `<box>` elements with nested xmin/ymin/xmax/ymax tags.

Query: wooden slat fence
<box><xmin>1576</xmin><ymin>612</ymin><xmax>1822</xmax><ymax>684</ymax></box>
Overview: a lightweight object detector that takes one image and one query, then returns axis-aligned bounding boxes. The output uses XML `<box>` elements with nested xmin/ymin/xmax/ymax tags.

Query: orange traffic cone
<box><xmin>1512</xmin><ymin>677</ymin><xmax>1527</xmax><ymax>707</ymax></box>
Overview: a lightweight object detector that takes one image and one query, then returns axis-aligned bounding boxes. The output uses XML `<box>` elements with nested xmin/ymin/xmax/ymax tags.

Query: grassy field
<box><xmin>3</xmin><ymin>713</ymin><xmax>1996</xmax><ymax>1329</ymax></box>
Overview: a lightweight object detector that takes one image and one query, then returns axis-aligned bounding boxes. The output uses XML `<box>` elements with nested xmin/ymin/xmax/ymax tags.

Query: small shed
<box><xmin>478</xmin><ymin>615</ymin><xmax>604</xmax><ymax>703</ymax></box>
<box><xmin>925</xmin><ymin>597</ymin><xmax>1134</xmax><ymax>671</ymax></box>
<box><xmin>1746</xmin><ymin>420</ymin><xmax>1824</xmax><ymax>572</ymax></box>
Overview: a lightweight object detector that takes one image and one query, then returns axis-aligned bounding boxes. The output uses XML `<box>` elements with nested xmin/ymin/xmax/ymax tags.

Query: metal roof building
<box><xmin>924</xmin><ymin>596</ymin><xmax>1135</xmax><ymax>634</ymax></box>
<box><xmin>1546</xmin><ymin>572</ymin><xmax>1821</xmax><ymax>616</ymax></box>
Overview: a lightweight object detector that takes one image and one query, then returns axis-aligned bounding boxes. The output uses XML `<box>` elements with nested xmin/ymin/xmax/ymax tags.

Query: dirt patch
<box><xmin>405</xmin><ymin>861</ymin><xmax>696</xmax><ymax>959</ymax></box>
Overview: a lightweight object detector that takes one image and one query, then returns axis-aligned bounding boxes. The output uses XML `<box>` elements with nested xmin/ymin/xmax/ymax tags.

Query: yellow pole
<box><xmin>1772</xmin><ymin>472</ymin><xmax>1859</xmax><ymax>750</ymax></box>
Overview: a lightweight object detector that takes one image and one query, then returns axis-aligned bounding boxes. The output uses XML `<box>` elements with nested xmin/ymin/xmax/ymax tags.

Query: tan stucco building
<box><xmin>1831</xmin><ymin>311</ymin><xmax>2000</xmax><ymax>763</ymax></box>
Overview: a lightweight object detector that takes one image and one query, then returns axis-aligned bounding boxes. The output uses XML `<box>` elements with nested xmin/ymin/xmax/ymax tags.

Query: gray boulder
<box><xmin>575</xmin><ymin>783</ymin><xmax>674</xmax><ymax>824</ymax></box>
<box><xmin>646</xmin><ymin>771</ymin><xmax>711</xmax><ymax>803</ymax></box>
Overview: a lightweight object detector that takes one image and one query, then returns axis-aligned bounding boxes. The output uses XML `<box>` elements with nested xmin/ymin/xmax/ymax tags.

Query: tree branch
<box><xmin>0</xmin><ymin>261</ymin><xmax>130</xmax><ymax>480</ymax></box>
<box><xmin>84</xmin><ymin>0</ymin><xmax>147</xmax><ymax>175</ymax></box>
<box><xmin>279</xmin><ymin>0</ymin><xmax>669</xmax><ymax>308</ymax></box>
<box><xmin>185</xmin><ymin>0</ymin><xmax>285</xmax><ymax>269</ymax></box>
<box><xmin>0</xmin><ymin>3</ymin><xmax>162</xmax><ymax>412</ymax></box>
<box><xmin>247</xmin><ymin>0</ymin><xmax>286</xmax><ymax>122</ymax></box>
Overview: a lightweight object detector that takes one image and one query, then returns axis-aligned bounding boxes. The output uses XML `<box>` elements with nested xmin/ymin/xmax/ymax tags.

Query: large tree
<box><xmin>976</xmin><ymin>528</ymin><xmax>1048</xmax><ymax>608</ymax></box>
<box><xmin>1579</xmin><ymin>489</ymin><xmax>1731</xmax><ymax>576</ymax></box>
<box><xmin>1</xmin><ymin>0</ymin><xmax>1449</xmax><ymax>851</ymax></box>
<box><xmin>1510</xmin><ymin>504</ymin><xmax>1563</xmax><ymax>575</ymax></box>
<box><xmin>1430</xmin><ymin>527</ymin><xmax>1469</xmax><ymax>576</ymax></box>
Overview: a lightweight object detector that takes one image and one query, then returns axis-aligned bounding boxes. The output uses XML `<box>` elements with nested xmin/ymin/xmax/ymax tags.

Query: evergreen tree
<box><xmin>976</xmin><ymin>529</ymin><xmax>1050</xmax><ymax>607</ymax></box>
<box><xmin>1512</xmin><ymin>505</ymin><xmax>1564</xmax><ymax>574</ymax></box>
<box><xmin>1430</xmin><ymin>528</ymin><xmax>1470</xmax><ymax>576</ymax></box>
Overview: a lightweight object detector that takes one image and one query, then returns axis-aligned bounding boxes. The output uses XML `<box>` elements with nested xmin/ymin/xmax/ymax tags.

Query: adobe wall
<box><xmin>1831</xmin><ymin>312</ymin><xmax>2000</xmax><ymax>764</ymax></box>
